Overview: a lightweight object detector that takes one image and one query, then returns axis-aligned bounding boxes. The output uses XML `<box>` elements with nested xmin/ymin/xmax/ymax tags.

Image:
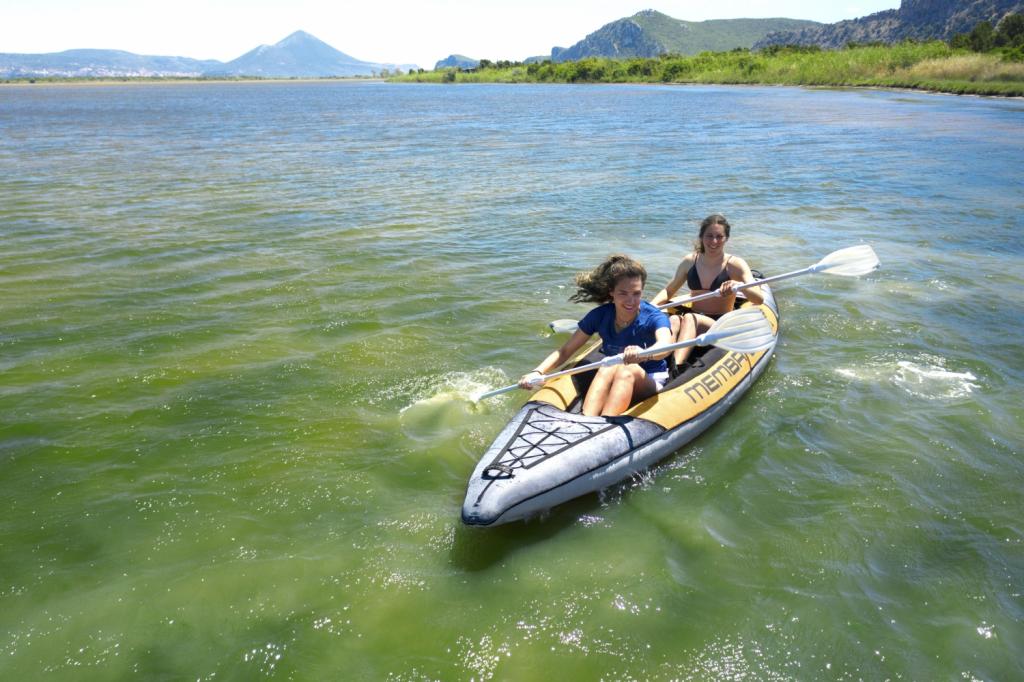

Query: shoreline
<box><xmin>389</xmin><ymin>78</ymin><xmax>1024</xmax><ymax>99</ymax></box>
<box><xmin>388</xmin><ymin>78</ymin><xmax>1024</xmax><ymax>100</ymax></box>
<box><xmin>0</xmin><ymin>77</ymin><xmax>385</xmax><ymax>87</ymax></box>
<box><xmin>3</xmin><ymin>77</ymin><xmax>1021</xmax><ymax>100</ymax></box>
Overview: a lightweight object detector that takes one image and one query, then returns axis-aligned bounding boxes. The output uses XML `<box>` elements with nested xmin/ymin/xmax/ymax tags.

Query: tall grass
<box><xmin>904</xmin><ymin>53</ymin><xmax>1024</xmax><ymax>81</ymax></box>
<box><xmin>393</xmin><ymin>42</ymin><xmax>1024</xmax><ymax>96</ymax></box>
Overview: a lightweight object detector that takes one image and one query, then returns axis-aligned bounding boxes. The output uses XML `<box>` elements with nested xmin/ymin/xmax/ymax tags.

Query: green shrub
<box><xmin>996</xmin><ymin>13</ymin><xmax>1024</xmax><ymax>48</ymax></box>
<box><xmin>999</xmin><ymin>46</ymin><xmax>1024</xmax><ymax>62</ymax></box>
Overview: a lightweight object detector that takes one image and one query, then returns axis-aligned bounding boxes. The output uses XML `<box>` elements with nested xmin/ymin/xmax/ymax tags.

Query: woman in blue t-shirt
<box><xmin>518</xmin><ymin>254</ymin><xmax>672</xmax><ymax>417</ymax></box>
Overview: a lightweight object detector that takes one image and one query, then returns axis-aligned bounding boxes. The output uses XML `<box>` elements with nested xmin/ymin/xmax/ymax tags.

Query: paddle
<box><xmin>550</xmin><ymin>244</ymin><xmax>879</xmax><ymax>334</ymax></box>
<box><xmin>475</xmin><ymin>307</ymin><xmax>774</xmax><ymax>401</ymax></box>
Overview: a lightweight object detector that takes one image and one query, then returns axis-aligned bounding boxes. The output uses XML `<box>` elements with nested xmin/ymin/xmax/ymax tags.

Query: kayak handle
<box><xmin>483</xmin><ymin>463</ymin><xmax>515</xmax><ymax>479</ymax></box>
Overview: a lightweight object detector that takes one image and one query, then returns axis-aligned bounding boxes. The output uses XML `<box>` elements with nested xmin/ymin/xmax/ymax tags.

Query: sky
<box><xmin>2</xmin><ymin>1</ymin><xmax>901</xmax><ymax>69</ymax></box>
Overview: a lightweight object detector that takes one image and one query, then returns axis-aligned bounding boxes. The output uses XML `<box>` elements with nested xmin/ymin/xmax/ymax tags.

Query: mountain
<box><xmin>0</xmin><ymin>31</ymin><xmax>417</xmax><ymax>79</ymax></box>
<box><xmin>754</xmin><ymin>0</ymin><xmax>1024</xmax><ymax>49</ymax></box>
<box><xmin>435</xmin><ymin>54</ymin><xmax>479</xmax><ymax>70</ymax></box>
<box><xmin>0</xmin><ymin>49</ymin><xmax>220</xmax><ymax>78</ymax></box>
<box><xmin>550</xmin><ymin>10</ymin><xmax>821</xmax><ymax>62</ymax></box>
<box><xmin>212</xmin><ymin>31</ymin><xmax>414</xmax><ymax>77</ymax></box>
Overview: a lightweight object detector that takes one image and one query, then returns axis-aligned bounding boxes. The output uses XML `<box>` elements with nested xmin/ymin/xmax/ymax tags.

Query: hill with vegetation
<box><xmin>552</xmin><ymin>10</ymin><xmax>820</xmax><ymax>61</ymax></box>
<box><xmin>434</xmin><ymin>55</ymin><xmax>479</xmax><ymax>70</ymax></box>
<box><xmin>756</xmin><ymin>0</ymin><xmax>1024</xmax><ymax>49</ymax></box>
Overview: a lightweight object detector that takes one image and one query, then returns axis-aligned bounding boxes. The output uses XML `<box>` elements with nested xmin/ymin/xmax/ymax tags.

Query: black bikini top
<box><xmin>687</xmin><ymin>255</ymin><xmax>732</xmax><ymax>291</ymax></box>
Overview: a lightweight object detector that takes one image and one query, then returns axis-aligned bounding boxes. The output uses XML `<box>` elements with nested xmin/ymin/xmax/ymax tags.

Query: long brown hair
<box><xmin>569</xmin><ymin>254</ymin><xmax>647</xmax><ymax>304</ymax></box>
<box><xmin>694</xmin><ymin>213</ymin><xmax>731</xmax><ymax>254</ymax></box>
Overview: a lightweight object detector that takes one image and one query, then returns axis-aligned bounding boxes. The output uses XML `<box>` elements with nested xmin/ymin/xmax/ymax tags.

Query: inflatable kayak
<box><xmin>462</xmin><ymin>285</ymin><xmax>779</xmax><ymax>527</ymax></box>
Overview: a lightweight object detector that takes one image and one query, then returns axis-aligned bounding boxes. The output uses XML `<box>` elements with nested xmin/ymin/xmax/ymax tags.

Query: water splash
<box><xmin>835</xmin><ymin>355</ymin><xmax>980</xmax><ymax>400</ymax></box>
<box><xmin>893</xmin><ymin>360</ymin><xmax>979</xmax><ymax>400</ymax></box>
<box><xmin>976</xmin><ymin>623</ymin><xmax>996</xmax><ymax>639</ymax></box>
<box><xmin>399</xmin><ymin>368</ymin><xmax>509</xmax><ymax>412</ymax></box>
<box><xmin>398</xmin><ymin>368</ymin><xmax>511</xmax><ymax>441</ymax></box>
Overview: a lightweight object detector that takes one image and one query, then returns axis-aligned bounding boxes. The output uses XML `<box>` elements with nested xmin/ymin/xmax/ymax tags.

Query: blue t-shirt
<box><xmin>578</xmin><ymin>301</ymin><xmax>670</xmax><ymax>374</ymax></box>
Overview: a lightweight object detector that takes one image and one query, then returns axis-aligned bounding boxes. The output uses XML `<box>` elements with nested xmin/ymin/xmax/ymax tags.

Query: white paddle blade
<box><xmin>700</xmin><ymin>308</ymin><xmax>776</xmax><ymax>354</ymax></box>
<box><xmin>549</xmin><ymin>319</ymin><xmax>579</xmax><ymax>334</ymax></box>
<box><xmin>812</xmin><ymin>245</ymin><xmax>880</xmax><ymax>277</ymax></box>
<box><xmin>474</xmin><ymin>383</ymin><xmax>524</xmax><ymax>402</ymax></box>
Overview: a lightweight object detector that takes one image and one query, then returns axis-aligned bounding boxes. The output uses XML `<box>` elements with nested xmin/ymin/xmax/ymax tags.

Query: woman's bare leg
<box><xmin>673</xmin><ymin>313</ymin><xmax>716</xmax><ymax>367</ymax></box>
<box><xmin>673</xmin><ymin>313</ymin><xmax>697</xmax><ymax>367</ymax></box>
<box><xmin>582</xmin><ymin>365</ymin><xmax>617</xmax><ymax>416</ymax></box>
<box><xmin>595</xmin><ymin>365</ymin><xmax>657</xmax><ymax>417</ymax></box>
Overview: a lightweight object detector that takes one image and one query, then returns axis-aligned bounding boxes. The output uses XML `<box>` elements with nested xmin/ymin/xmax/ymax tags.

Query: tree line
<box><xmin>950</xmin><ymin>12</ymin><xmax>1024</xmax><ymax>58</ymax></box>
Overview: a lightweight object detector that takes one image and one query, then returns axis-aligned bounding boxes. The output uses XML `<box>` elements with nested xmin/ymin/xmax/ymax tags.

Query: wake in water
<box><xmin>835</xmin><ymin>354</ymin><xmax>980</xmax><ymax>400</ymax></box>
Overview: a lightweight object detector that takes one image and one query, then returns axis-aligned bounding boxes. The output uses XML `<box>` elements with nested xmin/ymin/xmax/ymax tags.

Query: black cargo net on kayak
<box><xmin>482</xmin><ymin>405</ymin><xmax>617</xmax><ymax>479</ymax></box>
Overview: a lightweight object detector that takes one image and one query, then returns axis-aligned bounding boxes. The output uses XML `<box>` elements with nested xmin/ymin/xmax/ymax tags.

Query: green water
<box><xmin>1</xmin><ymin>82</ymin><xmax>1022</xmax><ymax>680</ymax></box>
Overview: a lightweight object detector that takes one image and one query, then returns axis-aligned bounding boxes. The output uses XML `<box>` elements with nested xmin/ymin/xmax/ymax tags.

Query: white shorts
<box><xmin>648</xmin><ymin>370</ymin><xmax>670</xmax><ymax>390</ymax></box>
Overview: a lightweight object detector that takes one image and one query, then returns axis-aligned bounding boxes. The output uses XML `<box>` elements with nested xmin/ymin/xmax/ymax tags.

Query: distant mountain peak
<box><xmin>276</xmin><ymin>30</ymin><xmax>324</xmax><ymax>48</ymax></box>
<box><xmin>281</xmin><ymin>30</ymin><xmax>316</xmax><ymax>40</ymax></box>
<box><xmin>213</xmin><ymin>29</ymin><xmax>418</xmax><ymax>77</ymax></box>
<box><xmin>435</xmin><ymin>54</ymin><xmax>479</xmax><ymax>70</ymax></box>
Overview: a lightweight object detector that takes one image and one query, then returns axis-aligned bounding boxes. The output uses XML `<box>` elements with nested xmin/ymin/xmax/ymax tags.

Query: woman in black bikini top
<box><xmin>687</xmin><ymin>254</ymin><xmax>733</xmax><ymax>295</ymax></box>
<box><xmin>650</xmin><ymin>214</ymin><xmax>764</xmax><ymax>369</ymax></box>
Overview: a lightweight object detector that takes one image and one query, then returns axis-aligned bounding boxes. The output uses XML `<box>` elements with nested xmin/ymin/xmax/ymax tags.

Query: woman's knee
<box><xmin>613</xmin><ymin>365</ymin><xmax>636</xmax><ymax>384</ymax></box>
<box><xmin>618</xmin><ymin>365</ymin><xmax>651</xmax><ymax>387</ymax></box>
<box><xmin>593</xmin><ymin>365</ymin><xmax>618</xmax><ymax>384</ymax></box>
<box><xmin>679</xmin><ymin>312</ymin><xmax>697</xmax><ymax>334</ymax></box>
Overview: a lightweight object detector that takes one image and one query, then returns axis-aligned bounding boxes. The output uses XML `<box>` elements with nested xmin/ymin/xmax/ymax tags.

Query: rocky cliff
<box><xmin>755</xmin><ymin>0</ymin><xmax>1024</xmax><ymax>49</ymax></box>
